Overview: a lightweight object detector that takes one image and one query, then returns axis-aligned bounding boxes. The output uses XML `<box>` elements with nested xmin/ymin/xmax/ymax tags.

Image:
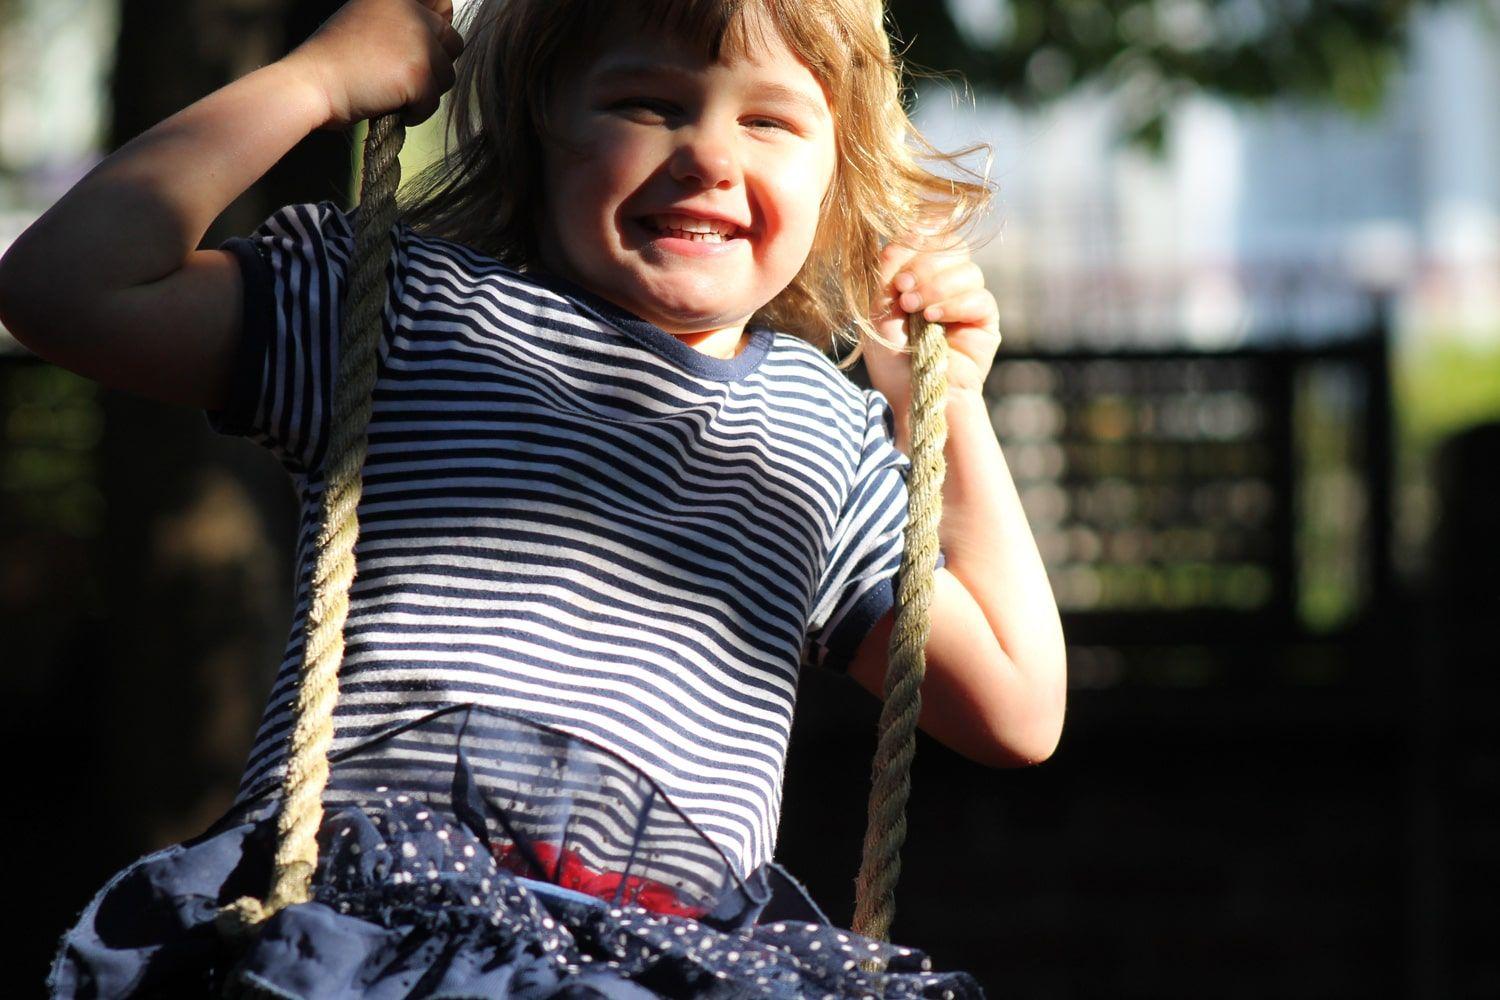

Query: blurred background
<box><xmin>2</xmin><ymin>0</ymin><xmax>1498</xmax><ymax>996</ymax></box>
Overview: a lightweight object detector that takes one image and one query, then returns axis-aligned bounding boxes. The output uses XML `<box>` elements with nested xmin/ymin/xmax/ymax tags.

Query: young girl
<box><xmin>1</xmin><ymin>0</ymin><xmax>1066</xmax><ymax>995</ymax></box>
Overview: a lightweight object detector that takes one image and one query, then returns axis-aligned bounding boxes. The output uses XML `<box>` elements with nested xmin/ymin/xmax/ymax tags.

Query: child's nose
<box><xmin>667</xmin><ymin>128</ymin><xmax>739</xmax><ymax>190</ymax></box>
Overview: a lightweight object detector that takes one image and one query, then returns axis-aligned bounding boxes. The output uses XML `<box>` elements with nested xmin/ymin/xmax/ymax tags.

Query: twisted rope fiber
<box><xmin>852</xmin><ymin>315</ymin><xmax>948</xmax><ymax>956</ymax></box>
<box><xmin>219</xmin><ymin>114</ymin><xmax>405</xmax><ymax>937</ymax></box>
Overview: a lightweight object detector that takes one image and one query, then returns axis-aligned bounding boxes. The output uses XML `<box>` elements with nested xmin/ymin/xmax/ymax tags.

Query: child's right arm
<box><xmin>0</xmin><ymin>0</ymin><xmax>462</xmax><ymax>410</ymax></box>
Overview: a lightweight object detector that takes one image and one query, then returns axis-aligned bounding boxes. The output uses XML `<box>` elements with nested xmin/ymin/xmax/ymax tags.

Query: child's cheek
<box><xmin>754</xmin><ymin>152</ymin><xmax>830</xmax><ymax>263</ymax></box>
<box><xmin>543</xmin><ymin>127</ymin><xmax>648</xmax><ymax>236</ymax></box>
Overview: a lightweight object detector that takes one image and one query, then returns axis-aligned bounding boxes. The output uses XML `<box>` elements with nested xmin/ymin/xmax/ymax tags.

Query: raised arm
<box><xmin>850</xmin><ymin>241</ymin><xmax>1067</xmax><ymax>768</ymax></box>
<box><xmin>0</xmin><ymin>0</ymin><xmax>462</xmax><ymax>409</ymax></box>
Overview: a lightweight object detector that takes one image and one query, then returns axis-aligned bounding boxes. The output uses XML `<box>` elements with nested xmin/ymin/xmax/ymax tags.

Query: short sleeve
<box><xmin>207</xmin><ymin>201</ymin><xmax>357</xmax><ymax>475</ymax></box>
<box><xmin>802</xmin><ymin>388</ymin><xmax>932</xmax><ymax>674</ymax></box>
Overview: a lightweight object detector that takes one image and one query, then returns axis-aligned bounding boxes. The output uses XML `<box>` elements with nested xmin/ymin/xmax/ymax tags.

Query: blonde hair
<box><xmin>399</xmin><ymin>0</ymin><xmax>991</xmax><ymax>360</ymax></box>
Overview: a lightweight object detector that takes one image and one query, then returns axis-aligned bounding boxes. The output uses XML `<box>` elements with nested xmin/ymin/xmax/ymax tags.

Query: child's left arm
<box><xmin>847</xmin><ymin>242</ymin><xmax>1067</xmax><ymax>768</ymax></box>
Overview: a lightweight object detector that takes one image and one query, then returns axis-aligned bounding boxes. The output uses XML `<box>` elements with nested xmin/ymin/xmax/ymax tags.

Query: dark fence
<box><xmin>993</xmin><ymin>330</ymin><xmax>1393</xmax><ymax>653</ymax></box>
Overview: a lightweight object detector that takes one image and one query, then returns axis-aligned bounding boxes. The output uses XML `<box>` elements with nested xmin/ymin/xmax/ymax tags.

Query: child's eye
<box><xmin>611</xmin><ymin>98</ymin><xmax>677</xmax><ymax>121</ymax></box>
<box><xmin>743</xmin><ymin>116</ymin><xmax>793</xmax><ymax>133</ymax></box>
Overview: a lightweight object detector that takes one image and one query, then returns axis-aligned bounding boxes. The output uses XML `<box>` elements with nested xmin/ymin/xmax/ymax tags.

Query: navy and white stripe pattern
<box><xmin>318</xmin><ymin>705</ymin><xmax>750</xmax><ymax>907</ymax></box>
<box><xmin>212</xmin><ymin>201</ymin><xmax>912</xmax><ymax>878</ymax></box>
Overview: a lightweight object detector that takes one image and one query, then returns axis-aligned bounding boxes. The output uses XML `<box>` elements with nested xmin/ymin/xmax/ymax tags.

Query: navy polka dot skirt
<box><xmin>51</xmin><ymin>706</ymin><xmax>984</xmax><ymax>998</ymax></box>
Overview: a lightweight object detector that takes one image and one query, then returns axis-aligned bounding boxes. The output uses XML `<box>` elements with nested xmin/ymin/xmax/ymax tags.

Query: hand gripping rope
<box><xmin>220</xmin><ymin>8</ymin><xmax>948</xmax><ymax>965</ymax></box>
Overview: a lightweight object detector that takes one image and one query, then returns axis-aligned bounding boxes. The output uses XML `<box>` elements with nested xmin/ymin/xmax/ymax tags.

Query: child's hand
<box><xmin>281</xmin><ymin>0</ymin><xmax>465</xmax><ymax>129</ymax></box>
<box><xmin>864</xmin><ymin>241</ymin><xmax>1001</xmax><ymax>437</ymax></box>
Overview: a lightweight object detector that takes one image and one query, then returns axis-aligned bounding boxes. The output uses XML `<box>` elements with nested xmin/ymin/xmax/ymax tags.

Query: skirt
<box><xmin>50</xmin><ymin>705</ymin><xmax>984</xmax><ymax>999</ymax></box>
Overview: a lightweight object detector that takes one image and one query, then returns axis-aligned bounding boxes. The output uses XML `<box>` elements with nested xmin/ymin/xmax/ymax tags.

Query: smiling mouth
<box><xmin>640</xmin><ymin>213</ymin><xmax>746</xmax><ymax>243</ymax></box>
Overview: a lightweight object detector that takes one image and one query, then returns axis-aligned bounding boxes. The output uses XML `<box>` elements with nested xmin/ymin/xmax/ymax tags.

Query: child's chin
<box><xmin>634</xmin><ymin>290</ymin><xmax>752</xmax><ymax>333</ymax></box>
<box><xmin>649</xmin><ymin>310</ymin><xmax>742</xmax><ymax>334</ymax></box>
<box><xmin>633</xmin><ymin>299</ymin><xmax>745</xmax><ymax>335</ymax></box>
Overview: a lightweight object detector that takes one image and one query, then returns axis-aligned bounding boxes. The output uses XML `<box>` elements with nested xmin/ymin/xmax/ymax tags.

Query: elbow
<box><xmin>973</xmin><ymin>651</ymin><xmax>1068</xmax><ymax>769</ymax></box>
<box><xmin>981</xmin><ymin>706</ymin><xmax>1065</xmax><ymax>769</ymax></box>
<box><xmin>994</xmin><ymin>714</ymin><xmax>1064</xmax><ymax>768</ymax></box>
<box><xmin>0</xmin><ymin>233</ymin><xmax>49</xmax><ymax>353</ymax></box>
<box><xmin>0</xmin><ymin>217</ymin><xmax>99</xmax><ymax>359</ymax></box>
<box><xmin>0</xmin><ymin>232</ymin><xmax>108</xmax><ymax>368</ymax></box>
<box><xmin>0</xmin><ymin>246</ymin><xmax>23</xmax><ymax>338</ymax></box>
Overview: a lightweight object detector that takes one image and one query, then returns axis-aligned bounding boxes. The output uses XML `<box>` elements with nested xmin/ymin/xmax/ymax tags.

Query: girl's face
<box><xmin>537</xmin><ymin>24</ymin><xmax>838</xmax><ymax>345</ymax></box>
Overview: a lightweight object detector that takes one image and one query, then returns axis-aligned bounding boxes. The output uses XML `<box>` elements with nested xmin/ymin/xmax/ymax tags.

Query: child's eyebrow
<box><xmin>745</xmin><ymin>82</ymin><xmax>829</xmax><ymax>122</ymax></box>
<box><xmin>589</xmin><ymin>61</ymin><xmax>829</xmax><ymax>121</ymax></box>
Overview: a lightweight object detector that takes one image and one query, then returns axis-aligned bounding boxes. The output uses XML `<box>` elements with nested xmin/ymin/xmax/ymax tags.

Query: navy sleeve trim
<box><xmin>816</xmin><ymin>550</ymin><xmax>948</xmax><ymax>675</ymax></box>
<box><xmin>819</xmin><ymin>576</ymin><xmax>894</xmax><ymax>674</ymax></box>
<box><xmin>205</xmin><ymin>237</ymin><xmax>275</xmax><ymax>437</ymax></box>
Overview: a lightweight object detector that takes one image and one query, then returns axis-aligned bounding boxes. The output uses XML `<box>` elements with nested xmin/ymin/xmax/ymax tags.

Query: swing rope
<box><xmin>852</xmin><ymin>311</ymin><xmax>947</xmax><ymax>946</ymax></box>
<box><xmin>222</xmin><ymin>34</ymin><xmax>948</xmax><ymax>950</ymax></box>
<box><xmin>219</xmin><ymin>114</ymin><xmax>407</xmax><ymax>936</ymax></box>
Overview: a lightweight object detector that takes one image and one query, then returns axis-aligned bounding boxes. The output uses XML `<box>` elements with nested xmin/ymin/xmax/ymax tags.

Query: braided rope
<box><xmin>851</xmin><ymin>314</ymin><xmax>948</xmax><ymax>952</ymax></box>
<box><xmin>218</xmin><ymin>113</ymin><xmax>405</xmax><ymax>938</ymax></box>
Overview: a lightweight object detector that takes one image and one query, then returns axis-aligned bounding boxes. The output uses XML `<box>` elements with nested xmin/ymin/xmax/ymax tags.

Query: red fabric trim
<box><xmin>492</xmin><ymin>840</ymin><xmax>706</xmax><ymax>918</ymax></box>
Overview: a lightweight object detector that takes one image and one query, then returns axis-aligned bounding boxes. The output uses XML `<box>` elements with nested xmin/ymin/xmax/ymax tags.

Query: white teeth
<box><xmin>647</xmin><ymin>213</ymin><xmax>739</xmax><ymax>238</ymax></box>
<box><xmin>663</xmin><ymin>229</ymin><xmax>724</xmax><ymax>242</ymax></box>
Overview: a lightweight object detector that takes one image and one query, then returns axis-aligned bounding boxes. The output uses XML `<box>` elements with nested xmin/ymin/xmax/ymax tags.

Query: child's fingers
<box><xmin>889</xmin><ymin>245</ymin><xmax>969</xmax><ymax>292</ymax></box>
<box><xmin>416</xmin><ymin>3</ymin><xmax>465</xmax><ymax>59</ymax></box>
<box><xmin>878</xmin><ymin>241</ymin><xmax>922</xmax><ymax>288</ymax></box>
<box><xmin>436</xmin><ymin>20</ymin><xmax>465</xmax><ymax>60</ymax></box>
<box><xmin>942</xmin><ymin>323</ymin><xmax>1003</xmax><ymax>391</ymax></box>
<box><xmin>919</xmin><ymin>285</ymin><xmax>998</xmax><ymax>329</ymax></box>
<box><xmin>881</xmin><ymin>245</ymin><xmax>961</xmax><ymax>287</ymax></box>
<box><xmin>895</xmin><ymin>259</ymin><xmax>983</xmax><ymax>315</ymax></box>
<box><xmin>870</xmin><ymin>244</ymin><xmax>914</xmax><ymax>330</ymax></box>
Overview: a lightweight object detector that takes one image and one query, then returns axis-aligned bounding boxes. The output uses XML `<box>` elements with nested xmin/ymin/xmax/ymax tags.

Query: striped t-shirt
<box><xmin>212</xmin><ymin>202</ymin><xmax>912</xmax><ymax>880</ymax></box>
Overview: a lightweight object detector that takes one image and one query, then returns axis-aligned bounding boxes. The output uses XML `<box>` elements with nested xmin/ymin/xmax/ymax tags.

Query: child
<box><xmin>0</xmin><ymin>0</ymin><xmax>1066</xmax><ymax>994</ymax></box>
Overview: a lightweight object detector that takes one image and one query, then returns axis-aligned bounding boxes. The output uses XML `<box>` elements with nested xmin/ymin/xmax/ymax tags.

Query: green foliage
<box><xmin>888</xmin><ymin>0</ymin><xmax>1449</xmax><ymax>144</ymax></box>
<box><xmin>1395</xmin><ymin>337</ymin><xmax>1500</xmax><ymax>450</ymax></box>
<box><xmin>0</xmin><ymin>362</ymin><xmax>103</xmax><ymax>539</ymax></box>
